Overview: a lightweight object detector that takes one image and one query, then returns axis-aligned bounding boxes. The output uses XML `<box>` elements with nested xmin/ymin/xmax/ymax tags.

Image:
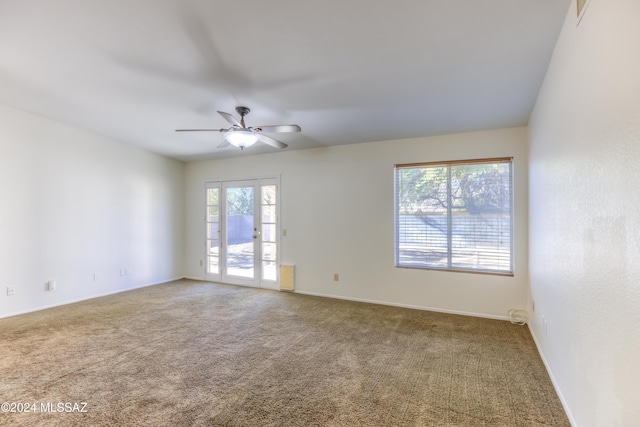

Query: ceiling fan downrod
<box><xmin>236</xmin><ymin>106</ymin><xmax>250</xmax><ymax>128</ymax></box>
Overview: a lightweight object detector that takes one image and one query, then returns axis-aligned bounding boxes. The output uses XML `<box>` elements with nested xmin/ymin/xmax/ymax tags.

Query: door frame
<box><xmin>204</xmin><ymin>177</ymin><xmax>280</xmax><ymax>290</ymax></box>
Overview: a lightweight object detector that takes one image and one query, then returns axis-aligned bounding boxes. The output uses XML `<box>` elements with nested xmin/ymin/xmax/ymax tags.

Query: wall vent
<box><xmin>280</xmin><ymin>264</ymin><xmax>295</xmax><ymax>291</ymax></box>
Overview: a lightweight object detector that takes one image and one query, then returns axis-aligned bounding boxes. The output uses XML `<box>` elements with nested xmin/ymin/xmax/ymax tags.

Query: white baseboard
<box><xmin>183</xmin><ymin>276</ymin><xmax>206</xmax><ymax>281</ymax></box>
<box><xmin>178</xmin><ymin>280</ymin><xmax>509</xmax><ymax>320</ymax></box>
<box><xmin>294</xmin><ymin>289</ymin><xmax>510</xmax><ymax>321</ymax></box>
<box><xmin>0</xmin><ymin>276</ymin><xmax>185</xmax><ymax>320</ymax></box>
<box><xmin>528</xmin><ymin>324</ymin><xmax>577</xmax><ymax>426</ymax></box>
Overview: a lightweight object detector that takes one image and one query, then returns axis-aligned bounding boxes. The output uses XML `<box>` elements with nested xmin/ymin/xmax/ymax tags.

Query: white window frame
<box><xmin>394</xmin><ymin>158</ymin><xmax>514</xmax><ymax>276</ymax></box>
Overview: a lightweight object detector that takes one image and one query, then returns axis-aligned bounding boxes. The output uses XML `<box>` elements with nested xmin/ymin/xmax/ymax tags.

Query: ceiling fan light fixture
<box><xmin>225</xmin><ymin>128</ymin><xmax>260</xmax><ymax>149</ymax></box>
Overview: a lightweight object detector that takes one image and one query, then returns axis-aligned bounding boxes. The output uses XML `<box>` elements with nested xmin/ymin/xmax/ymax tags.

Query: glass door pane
<box><xmin>225</xmin><ymin>184</ymin><xmax>255</xmax><ymax>279</ymax></box>
<box><xmin>260</xmin><ymin>184</ymin><xmax>277</xmax><ymax>282</ymax></box>
<box><xmin>205</xmin><ymin>185</ymin><xmax>220</xmax><ymax>276</ymax></box>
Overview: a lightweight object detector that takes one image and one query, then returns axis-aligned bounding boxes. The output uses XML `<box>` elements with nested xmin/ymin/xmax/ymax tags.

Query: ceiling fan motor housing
<box><xmin>235</xmin><ymin>106</ymin><xmax>250</xmax><ymax>118</ymax></box>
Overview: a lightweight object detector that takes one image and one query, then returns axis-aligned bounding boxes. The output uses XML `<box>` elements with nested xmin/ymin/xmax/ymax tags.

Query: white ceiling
<box><xmin>0</xmin><ymin>0</ymin><xmax>571</xmax><ymax>161</ymax></box>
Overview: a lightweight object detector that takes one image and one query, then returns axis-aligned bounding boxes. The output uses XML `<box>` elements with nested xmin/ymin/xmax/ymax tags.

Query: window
<box><xmin>394</xmin><ymin>158</ymin><xmax>513</xmax><ymax>275</ymax></box>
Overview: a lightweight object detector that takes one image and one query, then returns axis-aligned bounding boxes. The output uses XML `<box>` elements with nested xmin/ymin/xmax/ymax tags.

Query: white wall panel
<box><xmin>529</xmin><ymin>0</ymin><xmax>640</xmax><ymax>424</ymax></box>
<box><xmin>0</xmin><ymin>104</ymin><xmax>185</xmax><ymax>317</ymax></box>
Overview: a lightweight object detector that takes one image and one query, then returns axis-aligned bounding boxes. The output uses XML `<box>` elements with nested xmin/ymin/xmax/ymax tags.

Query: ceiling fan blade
<box><xmin>259</xmin><ymin>134</ymin><xmax>288</xmax><ymax>149</ymax></box>
<box><xmin>175</xmin><ymin>128</ymin><xmax>227</xmax><ymax>132</ymax></box>
<box><xmin>254</xmin><ymin>124</ymin><xmax>301</xmax><ymax>133</ymax></box>
<box><xmin>217</xmin><ymin>111</ymin><xmax>242</xmax><ymax>127</ymax></box>
<box><xmin>218</xmin><ymin>140</ymin><xmax>231</xmax><ymax>148</ymax></box>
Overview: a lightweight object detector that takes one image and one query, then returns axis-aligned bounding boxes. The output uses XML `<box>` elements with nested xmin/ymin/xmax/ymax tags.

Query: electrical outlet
<box><xmin>7</xmin><ymin>286</ymin><xmax>15</xmax><ymax>296</ymax></box>
<box><xmin>333</xmin><ymin>273</ymin><xmax>339</xmax><ymax>282</ymax></box>
<box><xmin>542</xmin><ymin>316</ymin><xmax>548</xmax><ymax>335</ymax></box>
<box><xmin>199</xmin><ymin>260</ymin><xmax>203</xmax><ymax>267</ymax></box>
<box><xmin>93</xmin><ymin>273</ymin><xmax>98</xmax><ymax>281</ymax></box>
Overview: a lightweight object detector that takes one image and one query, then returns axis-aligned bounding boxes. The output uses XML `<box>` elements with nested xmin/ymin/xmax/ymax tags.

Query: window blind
<box><xmin>394</xmin><ymin>158</ymin><xmax>513</xmax><ymax>275</ymax></box>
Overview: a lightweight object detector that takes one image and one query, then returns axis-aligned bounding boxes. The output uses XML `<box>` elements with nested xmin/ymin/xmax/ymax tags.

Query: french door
<box><xmin>205</xmin><ymin>178</ymin><xmax>279</xmax><ymax>289</ymax></box>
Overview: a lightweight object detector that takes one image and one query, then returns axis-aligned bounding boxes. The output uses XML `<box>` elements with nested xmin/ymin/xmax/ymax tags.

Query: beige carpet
<box><xmin>0</xmin><ymin>280</ymin><xmax>569</xmax><ymax>426</ymax></box>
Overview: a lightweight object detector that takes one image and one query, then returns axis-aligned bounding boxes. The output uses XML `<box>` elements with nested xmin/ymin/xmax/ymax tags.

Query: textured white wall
<box><xmin>0</xmin><ymin>104</ymin><xmax>185</xmax><ymax>318</ymax></box>
<box><xmin>528</xmin><ymin>0</ymin><xmax>640</xmax><ymax>425</ymax></box>
<box><xmin>185</xmin><ymin>127</ymin><xmax>528</xmax><ymax>319</ymax></box>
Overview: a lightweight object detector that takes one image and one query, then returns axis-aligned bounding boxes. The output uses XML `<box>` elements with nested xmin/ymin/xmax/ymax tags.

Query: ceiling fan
<box><xmin>176</xmin><ymin>106</ymin><xmax>301</xmax><ymax>150</ymax></box>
